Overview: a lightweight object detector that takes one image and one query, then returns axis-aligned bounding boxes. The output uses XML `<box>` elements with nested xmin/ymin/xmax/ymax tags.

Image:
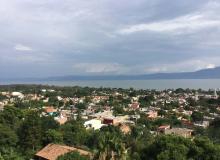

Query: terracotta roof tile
<box><xmin>35</xmin><ymin>144</ymin><xmax>90</xmax><ymax>160</ymax></box>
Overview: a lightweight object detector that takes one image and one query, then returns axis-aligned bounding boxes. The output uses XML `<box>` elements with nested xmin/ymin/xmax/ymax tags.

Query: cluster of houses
<box><xmin>1</xmin><ymin>89</ymin><xmax>220</xmax><ymax>133</ymax></box>
<box><xmin>1</xmin><ymin>88</ymin><xmax>220</xmax><ymax>159</ymax></box>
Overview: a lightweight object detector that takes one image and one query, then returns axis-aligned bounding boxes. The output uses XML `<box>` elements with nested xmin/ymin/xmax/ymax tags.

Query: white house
<box><xmin>11</xmin><ymin>92</ymin><xmax>24</xmax><ymax>99</ymax></box>
<box><xmin>84</xmin><ymin>119</ymin><xmax>105</xmax><ymax>130</ymax></box>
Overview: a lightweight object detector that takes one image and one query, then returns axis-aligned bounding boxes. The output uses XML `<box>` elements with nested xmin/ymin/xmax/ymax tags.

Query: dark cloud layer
<box><xmin>0</xmin><ymin>0</ymin><xmax>220</xmax><ymax>78</ymax></box>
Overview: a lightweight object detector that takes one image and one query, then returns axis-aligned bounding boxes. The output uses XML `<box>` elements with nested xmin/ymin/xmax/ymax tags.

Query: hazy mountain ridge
<box><xmin>2</xmin><ymin>67</ymin><xmax>220</xmax><ymax>81</ymax></box>
<box><xmin>46</xmin><ymin>66</ymin><xmax>220</xmax><ymax>81</ymax></box>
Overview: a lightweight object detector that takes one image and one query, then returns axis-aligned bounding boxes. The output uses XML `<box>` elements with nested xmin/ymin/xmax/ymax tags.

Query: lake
<box><xmin>1</xmin><ymin>79</ymin><xmax>220</xmax><ymax>90</ymax></box>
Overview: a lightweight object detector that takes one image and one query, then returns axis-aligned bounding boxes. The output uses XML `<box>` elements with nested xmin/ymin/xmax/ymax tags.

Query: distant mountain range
<box><xmin>44</xmin><ymin>66</ymin><xmax>220</xmax><ymax>81</ymax></box>
<box><xmin>3</xmin><ymin>66</ymin><xmax>220</xmax><ymax>81</ymax></box>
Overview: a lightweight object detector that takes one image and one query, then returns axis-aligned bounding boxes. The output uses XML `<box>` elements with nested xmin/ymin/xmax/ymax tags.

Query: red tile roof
<box><xmin>158</xmin><ymin>125</ymin><xmax>170</xmax><ymax>129</ymax></box>
<box><xmin>44</xmin><ymin>107</ymin><xmax>57</xmax><ymax>113</ymax></box>
<box><xmin>35</xmin><ymin>144</ymin><xmax>90</xmax><ymax>160</ymax></box>
<box><xmin>130</xmin><ymin>103</ymin><xmax>139</xmax><ymax>110</ymax></box>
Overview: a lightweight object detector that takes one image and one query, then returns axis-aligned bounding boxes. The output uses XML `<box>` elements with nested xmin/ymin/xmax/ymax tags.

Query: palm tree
<box><xmin>95</xmin><ymin>131</ymin><xmax>126</xmax><ymax>160</ymax></box>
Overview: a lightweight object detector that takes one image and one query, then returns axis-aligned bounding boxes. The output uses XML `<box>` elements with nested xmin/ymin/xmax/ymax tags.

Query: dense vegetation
<box><xmin>57</xmin><ymin>151</ymin><xmax>89</xmax><ymax>160</ymax></box>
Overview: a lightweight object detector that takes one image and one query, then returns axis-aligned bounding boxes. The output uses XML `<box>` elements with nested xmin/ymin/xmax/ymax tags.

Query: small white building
<box><xmin>41</xmin><ymin>89</ymin><xmax>47</xmax><ymax>92</ymax></box>
<box><xmin>84</xmin><ymin>119</ymin><xmax>105</xmax><ymax>130</ymax></box>
<box><xmin>11</xmin><ymin>92</ymin><xmax>24</xmax><ymax>99</ymax></box>
<box><xmin>194</xmin><ymin>121</ymin><xmax>210</xmax><ymax>128</ymax></box>
<box><xmin>57</xmin><ymin>96</ymin><xmax>63</xmax><ymax>101</ymax></box>
<box><xmin>43</xmin><ymin>98</ymin><xmax>49</xmax><ymax>103</ymax></box>
<box><xmin>48</xmin><ymin>89</ymin><xmax>55</xmax><ymax>92</ymax></box>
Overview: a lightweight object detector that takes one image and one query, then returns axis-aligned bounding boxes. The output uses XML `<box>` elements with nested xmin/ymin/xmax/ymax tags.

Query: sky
<box><xmin>1</xmin><ymin>0</ymin><xmax>220</xmax><ymax>78</ymax></box>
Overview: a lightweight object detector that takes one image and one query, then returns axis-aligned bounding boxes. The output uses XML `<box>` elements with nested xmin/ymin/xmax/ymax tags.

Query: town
<box><xmin>0</xmin><ymin>84</ymin><xmax>220</xmax><ymax>160</ymax></box>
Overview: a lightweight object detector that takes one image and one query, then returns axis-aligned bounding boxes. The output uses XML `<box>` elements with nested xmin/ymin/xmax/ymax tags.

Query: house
<box><xmin>84</xmin><ymin>119</ymin><xmax>105</xmax><ymax>130</ymax></box>
<box><xmin>44</xmin><ymin>107</ymin><xmax>57</xmax><ymax>116</ymax></box>
<box><xmin>89</xmin><ymin>111</ymin><xmax>113</xmax><ymax>119</ymax></box>
<box><xmin>41</xmin><ymin>89</ymin><xmax>47</xmax><ymax>92</ymax></box>
<box><xmin>54</xmin><ymin>114</ymin><xmax>68</xmax><ymax>125</ymax></box>
<box><xmin>131</xmin><ymin>96</ymin><xmax>138</xmax><ymax>102</ymax></box>
<box><xmin>103</xmin><ymin>117</ymin><xmax>115</xmax><ymax>125</ymax></box>
<box><xmin>182</xmin><ymin>110</ymin><xmax>193</xmax><ymax>116</ymax></box>
<box><xmin>194</xmin><ymin>121</ymin><xmax>210</xmax><ymax>128</ymax></box>
<box><xmin>0</xmin><ymin>92</ymin><xmax>8</xmax><ymax>96</ymax></box>
<box><xmin>164</xmin><ymin>128</ymin><xmax>193</xmax><ymax>138</ymax></box>
<box><xmin>129</xmin><ymin>115</ymin><xmax>140</xmax><ymax>121</ymax></box>
<box><xmin>119</xmin><ymin>123</ymin><xmax>131</xmax><ymax>134</ymax></box>
<box><xmin>43</xmin><ymin>98</ymin><xmax>49</xmax><ymax>103</ymax></box>
<box><xmin>139</xmin><ymin>107</ymin><xmax>148</xmax><ymax>112</ymax></box>
<box><xmin>129</xmin><ymin>102</ymin><xmax>140</xmax><ymax>110</ymax></box>
<box><xmin>59</xmin><ymin>110</ymin><xmax>74</xmax><ymax>120</ymax></box>
<box><xmin>48</xmin><ymin>89</ymin><xmax>55</xmax><ymax>92</ymax></box>
<box><xmin>103</xmin><ymin>115</ymin><xmax>134</xmax><ymax>126</ymax></box>
<box><xmin>157</xmin><ymin>125</ymin><xmax>171</xmax><ymax>133</ymax></box>
<box><xmin>146</xmin><ymin>110</ymin><xmax>158</xmax><ymax>119</ymax></box>
<box><xmin>57</xmin><ymin>96</ymin><xmax>63</xmax><ymax>101</ymax></box>
<box><xmin>91</xmin><ymin>96</ymin><xmax>109</xmax><ymax>103</ymax></box>
<box><xmin>181</xmin><ymin>119</ymin><xmax>194</xmax><ymax>129</ymax></box>
<box><xmin>35</xmin><ymin>143</ymin><xmax>91</xmax><ymax>160</ymax></box>
<box><xmin>178</xmin><ymin>98</ymin><xmax>186</xmax><ymax>105</ymax></box>
<box><xmin>11</xmin><ymin>92</ymin><xmax>24</xmax><ymax>99</ymax></box>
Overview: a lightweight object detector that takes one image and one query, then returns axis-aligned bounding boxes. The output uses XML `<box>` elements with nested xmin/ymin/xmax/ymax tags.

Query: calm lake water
<box><xmin>2</xmin><ymin>79</ymin><xmax>220</xmax><ymax>90</ymax></box>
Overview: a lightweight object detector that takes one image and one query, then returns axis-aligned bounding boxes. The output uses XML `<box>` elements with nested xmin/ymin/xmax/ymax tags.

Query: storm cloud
<box><xmin>1</xmin><ymin>0</ymin><xmax>220</xmax><ymax>78</ymax></box>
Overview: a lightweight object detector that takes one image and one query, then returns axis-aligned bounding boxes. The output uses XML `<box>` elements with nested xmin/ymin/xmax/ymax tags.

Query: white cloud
<box><xmin>14</xmin><ymin>44</ymin><xmax>33</xmax><ymax>51</ymax></box>
<box><xmin>144</xmin><ymin>58</ymin><xmax>220</xmax><ymax>73</ymax></box>
<box><xmin>1</xmin><ymin>51</ymin><xmax>51</xmax><ymax>63</ymax></box>
<box><xmin>118</xmin><ymin>13</ymin><xmax>220</xmax><ymax>34</ymax></box>
<box><xmin>72</xmin><ymin>63</ymin><xmax>125</xmax><ymax>73</ymax></box>
<box><xmin>206</xmin><ymin>64</ymin><xmax>215</xmax><ymax>69</ymax></box>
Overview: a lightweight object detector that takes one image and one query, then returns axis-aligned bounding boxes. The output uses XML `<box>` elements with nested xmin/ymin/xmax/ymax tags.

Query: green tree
<box><xmin>75</xmin><ymin>103</ymin><xmax>87</xmax><ymax>110</ymax></box>
<box><xmin>208</xmin><ymin>118</ymin><xmax>220</xmax><ymax>143</ymax></box>
<box><xmin>61</xmin><ymin>120</ymin><xmax>88</xmax><ymax>146</ymax></box>
<box><xmin>191</xmin><ymin>111</ymin><xmax>204</xmax><ymax>122</ymax></box>
<box><xmin>94</xmin><ymin>126</ymin><xmax>126</xmax><ymax>160</ymax></box>
<box><xmin>113</xmin><ymin>106</ymin><xmax>124</xmax><ymax>116</ymax></box>
<box><xmin>57</xmin><ymin>151</ymin><xmax>89</xmax><ymax>160</ymax></box>
<box><xmin>193</xmin><ymin>137</ymin><xmax>220</xmax><ymax>160</ymax></box>
<box><xmin>43</xmin><ymin>129</ymin><xmax>63</xmax><ymax>144</ymax></box>
<box><xmin>41</xmin><ymin>116</ymin><xmax>59</xmax><ymax>132</ymax></box>
<box><xmin>0</xmin><ymin>106</ymin><xmax>23</xmax><ymax>130</ymax></box>
<box><xmin>18</xmin><ymin>111</ymin><xmax>42</xmax><ymax>151</ymax></box>
<box><xmin>138</xmin><ymin>95</ymin><xmax>154</xmax><ymax>107</ymax></box>
<box><xmin>0</xmin><ymin>148</ymin><xmax>23</xmax><ymax>160</ymax></box>
<box><xmin>0</xmin><ymin>124</ymin><xmax>18</xmax><ymax>148</ymax></box>
<box><xmin>141</xmin><ymin>135</ymin><xmax>192</xmax><ymax>160</ymax></box>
